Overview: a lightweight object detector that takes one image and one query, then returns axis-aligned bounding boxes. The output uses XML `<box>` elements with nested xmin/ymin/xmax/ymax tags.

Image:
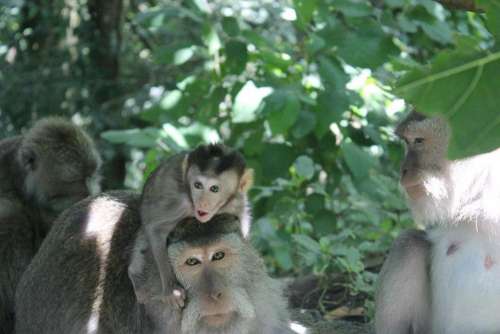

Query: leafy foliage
<box><xmin>0</xmin><ymin>0</ymin><xmax>498</xmax><ymax>320</ymax></box>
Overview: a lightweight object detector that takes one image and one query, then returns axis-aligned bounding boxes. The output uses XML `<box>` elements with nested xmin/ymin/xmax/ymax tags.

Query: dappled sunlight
<box><xmin>84</xmin><ymin>197</ymin><xmax>126</xmax><ymax>334</ymax></box>
<box><xmin>290</xmin><ymin>321</ymin><xmax>309</xmax><ymax>334</ymax></box>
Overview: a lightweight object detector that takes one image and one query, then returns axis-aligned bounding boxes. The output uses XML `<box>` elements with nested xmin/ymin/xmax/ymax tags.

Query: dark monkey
<box><xmin>130</xmin><ymin>144</ymin><xmax>254</xmax><ymax>307</ymax></box>
<box><xmin>0</xmin><ymin>118</ymin><xmax>101</xmax><ymax>334</ymax></box>
<box><xmin>15</xmin><ymin>191</ymin><xmax>294</xmax><ymax>334</ymax></box>
<box><xmin>375</xmin><ymin>111</ymin><xmax>500</xmax><ymax>334</ymax></box>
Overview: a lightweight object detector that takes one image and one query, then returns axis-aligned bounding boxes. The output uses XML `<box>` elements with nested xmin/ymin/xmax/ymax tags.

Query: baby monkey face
<box><xmin>187</xmin><ymin>166</ymin><xmax>240</xmax><ymax>223</ymax></box>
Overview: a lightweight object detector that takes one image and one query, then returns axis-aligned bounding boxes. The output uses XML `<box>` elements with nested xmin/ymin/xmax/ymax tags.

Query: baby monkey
<box><xmin>129</xmin><ymin>144</ymin><xmax>254</xmax><ymax>308</ymax></box>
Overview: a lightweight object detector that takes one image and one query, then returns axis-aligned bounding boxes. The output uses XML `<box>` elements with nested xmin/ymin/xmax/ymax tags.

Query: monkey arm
<box><xmin>0</xmin><ymin>199</ymin><xmax>40</xmax><ymax>333</ymax></box>
<box><xmin>375</xmin><ymin>229</ymin><xmax>431</xmax><ymax>334</ymax></box>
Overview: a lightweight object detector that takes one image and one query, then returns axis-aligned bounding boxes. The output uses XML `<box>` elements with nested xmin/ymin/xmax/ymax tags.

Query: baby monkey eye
<box><xmin>414</xmin><ymin>137</ymin><xmax>425</xmax><ymax>144</ymax></box>
<box><xmin>194</xmin><ymin>181</ymin><xmax>203</xmax><ymax>190</ymax></box>
<box><xmin>212</xmin><ymin>251</ymin><xmax>225</xmax><ymax>261</ymax></box>
<box><xmin>185</xmin><ymin>257</ymin><xmax>201</xmax><ymax>266</ymax></box>
<box><xmin>210</xmin><ymin>185</ymin><xmax>219</xmax><ymax>193</ymax></box>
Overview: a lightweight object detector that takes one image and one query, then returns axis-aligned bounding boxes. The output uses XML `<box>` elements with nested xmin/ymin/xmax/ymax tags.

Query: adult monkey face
<box><xmin>170</xmin><ymin>234</ymin><xmax>255</xmax><ymax>333</ymax></box>
<box><xmin>19</xmin><ymin>118</ymin><xmax>101</xmax><ymax>222</ymax></box>
<box><xmin>395</xmin><ymin>111</ymin><xmax>449</xmax><ymax>201</ymax></box>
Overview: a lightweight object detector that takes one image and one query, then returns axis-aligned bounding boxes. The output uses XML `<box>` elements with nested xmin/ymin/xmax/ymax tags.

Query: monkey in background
<box><xmin>375</xmin><ymin>111</ymin><xmax>500</xmax><ymax>334</ymax></box>
<box><xmin>15</xmin><ymin>192</ymin><xmax>295</xmax><ymax>334</ymax></box>
<box><xmin>0</xmin><ymin>118</ymin><xmax>101</xmax><ymax>334</ymax></box>
<box><xmin>129</xmin><ymin>144</ymin><xmax>254</xmax><ymax>308</ymax></box>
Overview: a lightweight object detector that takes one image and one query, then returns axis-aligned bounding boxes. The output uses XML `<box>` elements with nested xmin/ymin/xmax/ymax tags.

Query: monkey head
<box><xmin>18</xmin><ymin>118</ymin><xmax>101</xmax><ymax>222</ymax></box>
<box><xmin>167</xmin><ymin>215</ymin><xmax>268</xmax><ymax>334</ymax></box>
<box><xmin>395</xmin><ymin>111</ymin><xmax>450</xmax><ymax>200</ymax></box>
<box><xmin>185</xmin><ymin>144</ymin><xmax>253</xmax><ymax>223</ymax></box>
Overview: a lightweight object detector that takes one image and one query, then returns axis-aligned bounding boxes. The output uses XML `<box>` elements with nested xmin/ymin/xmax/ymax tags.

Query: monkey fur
<box><xmin>0</xmin><ymin>118</ymin><xmax>101</xmax><ymax>334</ymax></box>
<box><xmin>15</xmin><ymin>191</ymin><xmax>293</xmax><ymax>334</ymax></box>
<box><xmin>130</xmin><ymin>144</ymin><xmax>253</xmax><ymax>308</ymax></box>
<box><xmin>375</xmin><ymin>111</ymin><xmax>500</xmax><ymax>334</ymax></box>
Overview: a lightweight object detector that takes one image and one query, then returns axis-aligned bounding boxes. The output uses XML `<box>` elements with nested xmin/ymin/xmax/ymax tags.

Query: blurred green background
<box><xmin>1</xmin><ymin>0</ymin><xmax>499</xmax><ymax>322</ymax></box>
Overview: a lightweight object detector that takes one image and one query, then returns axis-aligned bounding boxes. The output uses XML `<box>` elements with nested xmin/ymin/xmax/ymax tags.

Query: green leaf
<box><xmin>293</xmin><ymin>0</ymin><xmax>316</xmax><ymax>28</ymax></box>
<box><xmin>318</xmin><ymin>56</ymin><xmax>349</xmax><ymax>89</ymax></box>
<box><xmin>261</xmin><ymin>144</ymin><xmax>297</xmax><ymax>180</ymax></box>
<box><xmin>294</xmin><ymin>155</ymin><xmax>315</xmax><ymax>179</ymax></box>
<box><xmin>202</xmin><ymin>24</ymin><xmax>221</xmax><ymax>55</ymax></box>
<box><xmin>334</xmin><ymin>0</ymin><xmax>373</xmax><ymax>17</ymax></box>
<box><xmin>341</xmin><ymin>141</ymin><xmax>377</xmax><ymax>179</ymax></box>
<box><xmin>305</xmin><ymin>193</ymin><xmax>325</xmax><ymax>215</ymax></box>
<box><xmin>292</xmin><ymin>110</ymin><xmax>316</xmax><ymax>138</ymax></box>
<box><xmin>221</xmin><ymin>16</ymin><xmax>240</xmax><ymax>37</ymax></box>
<box><xmin>224</xmin><ymin>40</ymin><xmax>248</xmax><ymax>74</ymax></box>
<box><xmin>101</xmin><ymin>128</ymin><xmax>161</xmax><ymax>148</ymax></box>
<box><xmin>313</xmin><ymin>209</ymin><xmax>337</xmax><ymax>235</ymax></box>
<box><xmin>293</xmin><ymin>234</ymin><xmax>321</xmax><ymax>254</ymax></box>
<box><xmin>324</xmin><ymin>18</ymin><xmax>397</xmax><ymax>68</ymax></box>
<box><xmin>263</xmin><ymin>90</ymin><xmax>301</xmax><ymax>135</ymax></box>
<box><xmin>232</xmin><ymin>81</ymin><xmax>272</xmax><ymax>123</ymax></box>
<box><xmin>314</xmin><ymin>90</ymin><xmax>349</xmax><ymax>138</ymax></box>
<box><xmin>477</xmin><ymin>0</ymin><xmax>500</xmax><ymax>41</ymax></box>
<box><xmin>395</xmin><ymin>37</ymin><xmax>500</xmax><ymax>158</ymax></box>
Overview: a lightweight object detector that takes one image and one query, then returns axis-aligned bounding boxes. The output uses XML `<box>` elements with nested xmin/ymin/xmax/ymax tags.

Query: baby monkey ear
<box><xmin>239</xmin><ymin>168</ymin><xmax>254</xmax><ymax>193</ymax></box>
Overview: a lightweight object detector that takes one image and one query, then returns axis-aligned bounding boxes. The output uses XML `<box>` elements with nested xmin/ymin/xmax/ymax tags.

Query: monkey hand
<box><xmin>156</xmin><ymin>284</ymin><xmax>186</xmax><ymax>309</ymax></box>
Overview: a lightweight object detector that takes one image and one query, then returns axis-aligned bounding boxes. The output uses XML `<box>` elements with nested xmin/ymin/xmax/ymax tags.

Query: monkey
<box><xmin>0</xmin><ymin>117</ymin><xmax>101</xmax><ymax>334</ymax></box>
<box><xmin>129</xmin><ymin>143</ymin><xmax>254</xmax><ymax>308</ymax></box>
<box><xmin>375</xmin><ymin>111</ymin><xmax>500</xmax><ymax>334</ymax></box>
<box><xmin>15</xmin><ymin>191</ymin><xmax>296</xmax><ymax>334</ymax></box>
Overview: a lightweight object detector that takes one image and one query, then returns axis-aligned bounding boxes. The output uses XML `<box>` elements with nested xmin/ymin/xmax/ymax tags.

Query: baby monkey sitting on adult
<box><xmin>130</xmin><ymin>143</ymin><xmax>254</xmax><ymax>308</ymax></box>
<box><xmin>15</xmin><ymin>192</ymin><xmax>294</xmax><ymax>334</ymax></box>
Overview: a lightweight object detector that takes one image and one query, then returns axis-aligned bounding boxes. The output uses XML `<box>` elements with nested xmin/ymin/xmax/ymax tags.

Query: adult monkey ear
<box><xmin>19</xmin><ymin>146</ymin><xmax>37</xmax><ymax>171</ymax></box>
<box><xmin>239</xmin><ymin>168</ymin><xmax>254</xmax><ymax>193</ymax></box>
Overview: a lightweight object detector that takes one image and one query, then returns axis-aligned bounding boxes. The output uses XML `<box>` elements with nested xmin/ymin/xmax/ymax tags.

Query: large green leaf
<box><xmin>263</xmin><ymin>90</ymin><xmax>300</xmax><ymax>135</ymax></box>
<box><xmin>261</xmin><ymin>144</ymin><xmax>297</xmax><ymax>180</ymax></box>
<box><xmin>395</xmin><ymin>37</ymin><xmax>500</xmax><ymax>159</ymax></box>
<box><xmin>478</xmin><ymin>0</ymin><xmax>500</xmax><ymax>41</ymax></box>
<box><xmin>324</xmin><ymin>17</ymin><xmax>398</xmax><ymax>69</ymax></box>
<box><xmin>341</xmin><ymin>141</ymin><xmax>377</xmax><ymax>179</ymax></box>
<box><xmin>232</xmin><ymin>81</ymin><xmax>272</xmax><ymax>123</ymax></box>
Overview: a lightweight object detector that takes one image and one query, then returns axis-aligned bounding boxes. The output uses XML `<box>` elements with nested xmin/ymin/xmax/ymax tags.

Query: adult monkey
<box><xmin>0</xmin><ymin>118</ymin><xmax>101</xmax><ymax>334</ymax></box>
<box><xmin>15</xmin><ymin>191</ymin><xmax>295</xmax><ymax>334</ymax></box>
<box><xmin>131</xmin><ymin>143</ymin><xmax>254</xmax><ymax>308</ymax></box>
<box><xmin>375</xmin><ymin>111</ymin><xmax>500</xmax><ymax>334</ymax></box>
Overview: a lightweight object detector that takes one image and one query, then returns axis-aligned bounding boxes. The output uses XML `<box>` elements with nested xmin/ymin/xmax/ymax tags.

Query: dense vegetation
<box><xmin>1</xmin><ymin>0</ymin><xmax>498</xmax><ymax>322</ymax></box>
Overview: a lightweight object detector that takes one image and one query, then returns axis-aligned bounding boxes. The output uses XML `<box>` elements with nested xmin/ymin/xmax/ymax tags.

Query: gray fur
<box><xmin>130</xmin><ymin>146</ymin><xmax>252</xmax><ymax>306</ymax></box>
<box><xmin>15</xmin><ymin>192</ymin><xmax>291</xmax><ymax>334</ymax></box>
<box><xmin>375</xmin><ymin>229</ymin><xmax>431</xmax><ymax>334</ymax></box>
<box><xmin>0</xmin><ymin>118</ymin><xmax>100</xmax><ymax>334</ymax></box>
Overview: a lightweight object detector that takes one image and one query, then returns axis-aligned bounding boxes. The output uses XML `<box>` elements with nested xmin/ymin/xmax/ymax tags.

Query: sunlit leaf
<box><xmin>232</xmin><ymin>81</ymin><xmax>272</xmax><ymax>123</ymax></box>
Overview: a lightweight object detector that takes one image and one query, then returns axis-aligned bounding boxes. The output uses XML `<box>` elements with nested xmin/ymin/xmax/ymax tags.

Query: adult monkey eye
<box><xmin>212</xmin><ymin>251</ymin><xmax>225</xmax><ymax>261</ymax></box>
<box><xmin>414</xmin><ymin>137</ymin><xmax>425</xmax><ymax>144</ymax></box>
<box><xmin>210</xmin><ymin>185</ymin><xmax>219</xmax><ymax>193</ymax></box>
<box><xmin>194</xmin><ymin>181</ymin><xmax>203</xmax><ymax>190</ymax></box>
<box><xmin>185</xmin><ymin>257</ymin><xmax>201</xmax><ymax>266</ymax></box>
